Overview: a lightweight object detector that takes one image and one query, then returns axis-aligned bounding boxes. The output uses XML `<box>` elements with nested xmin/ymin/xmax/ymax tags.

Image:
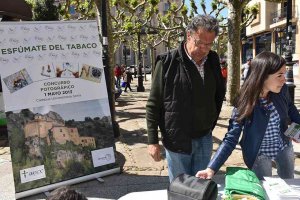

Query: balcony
<box><xmin>271</xmin><ymin>5</ymin><xmax>296</xmax><ymax>24</ymax></box>
<box><xmin>271</xmin><ymin>7</ymin><xmax>287</xmax><ymax>24</ymax></box>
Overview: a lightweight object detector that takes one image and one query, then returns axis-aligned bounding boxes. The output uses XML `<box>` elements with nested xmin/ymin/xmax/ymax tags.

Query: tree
<box><xmin>209</xmin><ymin>0</ymin><xmax>284</xmax><ymax>104</ymax></box>
<box><xmin>26</xmin><ymin>0</ymin><xmax>59</xmax><ymax>21</ymax></box>
<box><xmin>110</xmin><ymin>0</ymin><xmax>186</xmax><ymax>73</ymax></box>
<box><xmin>59</xmin><ymin>0</ymin><xmax>96</xmax><ymax>20</ymax></box>
<box><xmin>59</xmin><ymin>0</ymin><xmax>285</xmax><ymax>105</ymax></box>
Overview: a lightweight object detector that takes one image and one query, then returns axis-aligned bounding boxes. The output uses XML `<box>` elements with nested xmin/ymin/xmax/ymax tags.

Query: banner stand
<box><xmin>16</xmin><ymin>167</ymin><xmax>120</xmax><ymax>199</ymax></box>
<box><xmin>97</xmin><ymin>177</ymin><xmax>105</xmax><ymax>183</ymax></box>
<box><xmin>0</xmin><ymin>21</ymin><xmax>120</xmax><ymax>199</ymax></box>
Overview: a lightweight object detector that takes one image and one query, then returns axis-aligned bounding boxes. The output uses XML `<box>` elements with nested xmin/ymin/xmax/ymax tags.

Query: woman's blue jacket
<box><xmin>208</xmin><ymin>84</ymin><xmax>300</xmax><ymax>172</ymax></box>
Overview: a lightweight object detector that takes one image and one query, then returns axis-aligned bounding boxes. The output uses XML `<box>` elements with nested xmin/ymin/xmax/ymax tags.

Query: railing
<box><xmin>270</xmin><ymin>5</ymin><xmax>296</xmax><ymax>24</ymax></box>
<box><xmin>271</xmin><ymin>7</ymin><xmax>287</xmax><ymax>24</ymax></box>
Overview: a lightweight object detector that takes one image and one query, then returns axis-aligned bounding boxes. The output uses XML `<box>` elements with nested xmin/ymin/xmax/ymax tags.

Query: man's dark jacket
<box><xmin>146</xmin><ymin>42</ymin><xmax>225</xmax><ymax>154</ymax></box>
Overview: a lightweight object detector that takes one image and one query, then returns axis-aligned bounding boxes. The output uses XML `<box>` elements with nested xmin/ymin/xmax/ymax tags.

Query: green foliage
<box><xmin>63</xmin><ymin>160</ymin><xmax>86</xmax><ymax>177</ymax></box>
<box><xmin>211</xmin><ymin>3</ymin><xmax>217</xmax><ymax>11</ymax></box>
<box><xmin>130</xmin><ymin>0</ymin><xmax>138</xmax><ymax>7</ymax></box>
<box><xmin>31</xmin><ymin>0</ymin><xmax>59</xmax><ymax>21</ymax></box>
<box><xmin>149</xmin><ymin>0</ymin><xmax>159</xmax><ymax>7</ymax></box>
<box><xmin>170</xmin><ymin>3</ymin><xmax>178</xmax><ymax>11</ymax></box>
<box><xmin>59</xmin><ymin>0</ymin><xmax>96</xmax><ymax>20</ymax></box>
<box><xmin>190</xmin><ymin>0</ymin><xmax>198</xmax><ymax>14</ymax></box>
<box><xmin>12</xmin><ymin>149</ymin><xmax>24</xmax><ymax>163</ymax></box>
<box><xmin>181</xmin><ymin>5</ymin><xmax>188</xmax><ymax>16</ymax></box>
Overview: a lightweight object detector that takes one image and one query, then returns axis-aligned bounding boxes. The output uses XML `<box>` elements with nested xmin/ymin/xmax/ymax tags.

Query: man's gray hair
<box><xmin>186</xmin><ymin>15</ymin><xmax>219</xmax><ymax>36</ymax></box>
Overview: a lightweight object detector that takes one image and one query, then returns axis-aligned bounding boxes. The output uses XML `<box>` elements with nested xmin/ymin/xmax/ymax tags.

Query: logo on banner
<box><xmin>20</xmin><ymin>165</ymin><xmax>46</xmax><ymax>183</ymax></box>
<box><xmin>91</xmin><ymin>147</ymin><xmax>115</xmax><ymax>167</ymax></box>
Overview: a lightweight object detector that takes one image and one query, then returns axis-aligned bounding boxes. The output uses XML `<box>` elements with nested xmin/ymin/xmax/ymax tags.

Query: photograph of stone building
<box><xmin>7</xmin><ymin>99</ymin><xmax>117</xmax><ymax>193</ymax></box>
<box><xmin>24</xmin><ymin>113</ymin><xmax>96</xmax><ymax>148</ymax></box>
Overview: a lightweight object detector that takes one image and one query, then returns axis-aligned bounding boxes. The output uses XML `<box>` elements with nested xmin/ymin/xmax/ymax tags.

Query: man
<box><xmin>146</xmin><ymin>15</ymin><xmax>226</xmax><ymax>182</ymax></box>
<box><xmin>114</xmin><ymin>64</ymin><xmax>122</xmax><ymax>87</ymax></box>
<box><xmin>241</xmin><ymin>56</ymin><xmax>252</xmax><ymax>81</ymax></box>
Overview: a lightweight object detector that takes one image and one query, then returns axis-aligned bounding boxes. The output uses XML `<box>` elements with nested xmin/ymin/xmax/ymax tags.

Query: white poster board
<box><xmin>0</xmin><ymin>21</ymin><xmax>119</xmax><ymax>199</ymax></box>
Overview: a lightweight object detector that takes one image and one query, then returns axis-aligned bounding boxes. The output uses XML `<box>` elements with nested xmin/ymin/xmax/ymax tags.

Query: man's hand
<box><xmin>195</xmin><ymin>168</ymin><xmax>215</xmax><ymax>179</ymax></box>
<box><xmin>148</xmin><ymin>144</ymin><xmax>161</xmax><ymax>162</ymax></box>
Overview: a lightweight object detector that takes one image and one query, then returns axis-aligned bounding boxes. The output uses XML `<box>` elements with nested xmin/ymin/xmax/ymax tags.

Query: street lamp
<box><xmin>135</xmin><ymin>28</ymin><xmax>158</xmax><ymax>92</ymax></box>
<box><xmin>123</xmin><ymin>44</ymin><xmax>127</xmax><ymax>66</ymax></box>
<box><xmin>284</xmin><ymin>0</ymin><xmax>295</xmax><ymax>102</ymax></box>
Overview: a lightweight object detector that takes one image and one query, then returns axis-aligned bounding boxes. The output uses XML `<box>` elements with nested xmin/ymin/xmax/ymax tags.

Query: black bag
<box><xmin>168</xmin><ymin>173</ymin><xmax>218</xmax><ymax>200</ymax></box>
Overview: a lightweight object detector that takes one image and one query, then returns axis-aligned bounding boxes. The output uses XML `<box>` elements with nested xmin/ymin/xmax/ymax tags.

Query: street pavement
<box><xmin>1</xmin><ymin>74</ymin><xmax>300</xmax><ymax>200</ymax></box>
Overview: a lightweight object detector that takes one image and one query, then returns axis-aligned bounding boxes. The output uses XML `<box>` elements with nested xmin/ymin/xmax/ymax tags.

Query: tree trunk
<box><xmin>226</xmin><ymin>2</ymin><xmax>242</xmax><ymax>105</ymax></box>
<box><xmin>150</xmin><ymin>47</ymin><xmax>155</xmax><ymax>77</ymax></box>
<box><xmin>95</xmin><ymin>0</ymin><xmax>119</xmax><ymax>137</ymax></box>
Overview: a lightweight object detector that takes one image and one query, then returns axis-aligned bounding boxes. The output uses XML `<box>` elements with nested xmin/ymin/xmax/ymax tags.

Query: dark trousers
<box><xmin>124</xmin><ymin>82</ymin><xmax>132</xmax><ymax>91</ymax></box>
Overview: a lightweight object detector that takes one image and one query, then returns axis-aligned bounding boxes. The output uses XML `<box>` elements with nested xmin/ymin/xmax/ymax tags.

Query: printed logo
<box><xmin>20</xmin><ymin>165</ymin><xmax>46</xmax><ymax>183</ymax></box>
<box><xmin>91</xmin><ymin>147</ymin><xmax>115</xmax><ymax>167</ymax></box>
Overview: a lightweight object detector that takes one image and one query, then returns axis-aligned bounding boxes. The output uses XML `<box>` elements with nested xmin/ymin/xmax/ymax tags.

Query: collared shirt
<box><xmin>184</xmin><ymin>43</ymin><xmax>207</xmax><ymax>81</ymax></box>
<box><xmin>259</xmin><ymin>98</ymin><xmax>287</xmax><ymax>159</ymax></box>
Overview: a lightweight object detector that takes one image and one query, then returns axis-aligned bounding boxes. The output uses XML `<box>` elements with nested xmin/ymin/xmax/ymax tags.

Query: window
<box><xmin>163</xmin><ymin>3</ymin><xmax>170</xmax><ymax>15</ymax></box>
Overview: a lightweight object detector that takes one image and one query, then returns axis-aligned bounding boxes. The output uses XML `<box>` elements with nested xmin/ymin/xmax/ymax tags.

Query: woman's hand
<box><xmin>292</xmin><ymin>138</ymin><xmax>300</xmax><ymax>143</ymax></box>
<box><xmin>195</xmin><ymin>168</ymin><xmax>215</xmax><ymax>179</ymax></box>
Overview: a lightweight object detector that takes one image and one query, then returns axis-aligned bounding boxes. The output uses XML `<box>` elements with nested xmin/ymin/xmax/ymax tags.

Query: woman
<box><xmin>123</xmin><ymin>67</ymin><xmax>133</xmax><ymax>92</ymax></box>
<box><xmin>196</xmin><ymin>51</ymin><xmax>300</xmax><ymax>180</ymax></box>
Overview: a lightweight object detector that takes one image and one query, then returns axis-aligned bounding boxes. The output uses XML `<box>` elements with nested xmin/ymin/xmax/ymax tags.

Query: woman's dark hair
<box><xmin>236</xmin><ymin>51</ymin><xmax>286</xmax><ymax>122</ymax></box>
<box><xmin>47</xmin><ymin>186</ymin><xmax>87</xmax><ymax>200</ymax></box>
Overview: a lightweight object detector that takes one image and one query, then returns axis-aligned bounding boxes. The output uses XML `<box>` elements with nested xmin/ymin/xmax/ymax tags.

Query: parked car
<box><xmin>129</xmin><ymin>65</ymin><xmax>137</xmax><ymax>77</ymax></box>
<box><xmin>142</xmin><ymin>65</ymin><xmax>152</xmax><ymax>74</ymax></box>
<box><xmin>129</xmin><ymin>65</ymin><xmax>152</xmax><ymax>75</ymax></box>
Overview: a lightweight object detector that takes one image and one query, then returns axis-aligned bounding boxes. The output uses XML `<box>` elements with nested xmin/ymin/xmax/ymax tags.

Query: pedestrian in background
<box><xmin>146</xmin><ymin>14</ymin><xmax>225</xmax><ymax>182</ymax></box>
<box><xmin>220</xmin><ymin>59</ymin><xmax>228</xmax><ymax>89</ymax></box>
<box><xmin>123</xmin><ymin>67</ymin><xmax>133</xmax><ymax>92</ymax></box>
<box><xmin>114</xmin><ymin>64</ymin><xmax>122</xmax><ymax>87</ymax></box>
<box><xmin>120</xmin><ymin>64</ymin><xmax>126</xmax><ymax>75</ymax></box>
<box><xmin>196</xmin><ymin>51</ymin><xmax>300</xmax><ymax>180</ymax></box>
<box><xmin>241</xmin><ymin>56</ymin><xmax>252</xmax><ymax>82</ymax></box>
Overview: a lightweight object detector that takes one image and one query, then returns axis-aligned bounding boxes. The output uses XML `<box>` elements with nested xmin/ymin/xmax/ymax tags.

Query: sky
<box><xmin>32</xmin><ymin>99</ymin><xmax>111</xmax><ymax>121</ymax></box>
<box><xmin>185</xmin><ymin>0</ymin><xmax>228</xmax><ymax>17</ymax></box>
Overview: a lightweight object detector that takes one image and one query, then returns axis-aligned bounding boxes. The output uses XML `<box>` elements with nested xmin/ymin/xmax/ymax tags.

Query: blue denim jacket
<box><xmin>208</xmin><ymin>84</ymin><xmax>300</xmax><ymax>172</ymax></box>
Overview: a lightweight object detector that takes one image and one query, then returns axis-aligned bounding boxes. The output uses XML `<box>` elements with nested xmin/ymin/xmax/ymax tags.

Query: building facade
<box><xmin>242</xmin><ymin>0</ymin><xmax>299</xmax><ymax>63</ymax></box>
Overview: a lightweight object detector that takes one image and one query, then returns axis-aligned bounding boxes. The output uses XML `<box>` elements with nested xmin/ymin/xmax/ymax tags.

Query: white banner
<box><xmin>0</xmin><ymin>21</ymin><xmax>105</xmax><ymax>111</ymax></box>
<box><xmin>0</xmin><ymin>21</ymin><xmax>119</xmax><ymax>198</ymax></box>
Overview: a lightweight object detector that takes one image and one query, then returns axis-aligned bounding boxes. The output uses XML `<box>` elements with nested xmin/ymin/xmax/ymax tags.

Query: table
<box><xmin>118</xmin><ymin>179</ymin><xmax>300</xmax><ymax>200</ymax></box>
<box><xmin>118</xmin><ymin>184</ymin><xmax>225</xmax><ymax>200</ymax></box>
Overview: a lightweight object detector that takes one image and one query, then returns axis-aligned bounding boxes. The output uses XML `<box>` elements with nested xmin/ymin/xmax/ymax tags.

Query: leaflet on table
<box><xmin>263</xmin><ymin>177</ymin><xmax>300</xmax><ymax>200</ymax></box>
<box><xmin>284</xmin><ymin>122</ymin><xmax>300</xmax><ymax>142</ymax></box>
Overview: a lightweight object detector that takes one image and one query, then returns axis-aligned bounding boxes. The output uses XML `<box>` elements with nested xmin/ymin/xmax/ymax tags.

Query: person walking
<box><xmin>123</xmin><ymin>67</ymin><xmax>133</xmax><ymax>92</ymax></box>
<box><xmin>196</xmin><ymin>51</ymin><xmax>300</xmax><ymax>180</ymax></box>
<box><xmin>114</xmin><ymin>64</ymin><xmax>122</xmax><ymax>87</ymax></box>
<box><xmin>220</xmin><ymin>59</ymin><xmax>228</xmax><ymax>90</ymax></box>
<box><xmin>241</xmin><ymin>56</ymin><xmax>252</xmax><ymax>82</ymax></box>
<box><xmin>146</xmin><ymin>15</ymin><xmax>226</xmax><ymax>182</ymax></box>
